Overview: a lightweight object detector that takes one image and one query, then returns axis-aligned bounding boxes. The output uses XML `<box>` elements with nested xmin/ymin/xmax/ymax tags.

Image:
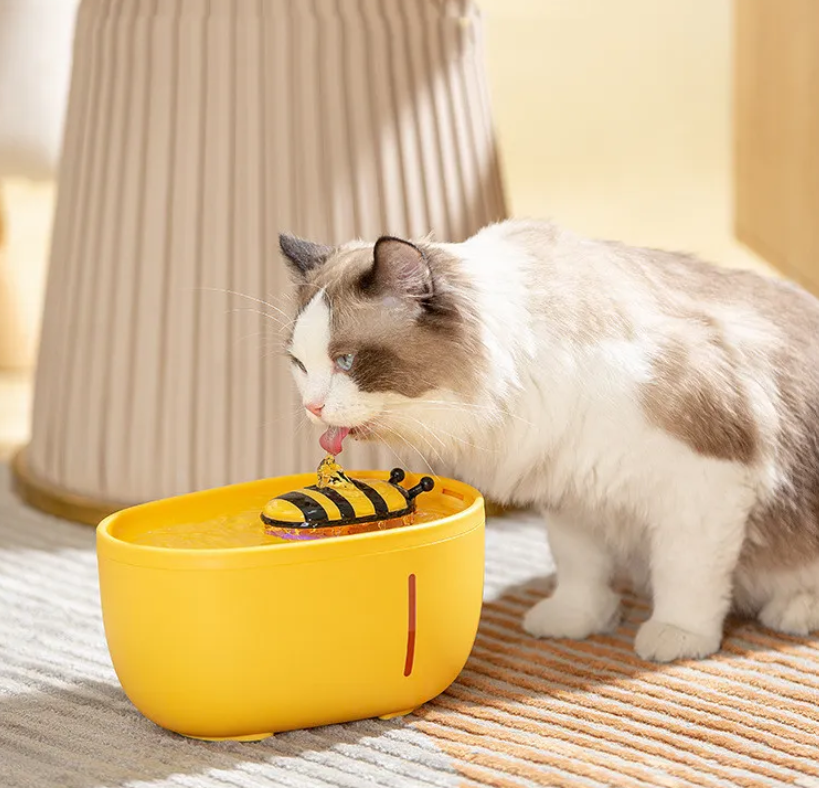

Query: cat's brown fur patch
<box><xmin>295</xmin><ymin>244</ymin><xmax>485</xmax><ymax>399</ymax></box>
<box><xmin>642</xmin><ymin>335</ymin><xmax>758</xmax><ymax>464</ymax></box>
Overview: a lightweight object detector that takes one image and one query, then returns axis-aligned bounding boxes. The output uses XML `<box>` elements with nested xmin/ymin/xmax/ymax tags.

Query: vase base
<box><xmin>11</xmin><ymin>446</ymin><xmax>128</xmax><ymax>525</ymax></box>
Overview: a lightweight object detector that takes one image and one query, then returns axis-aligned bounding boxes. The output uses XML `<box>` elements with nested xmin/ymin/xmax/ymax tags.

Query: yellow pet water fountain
<box><xmin>96</xmin><ymin>455</ymin><xmax>485</xmax><ymax>741</ymax></box>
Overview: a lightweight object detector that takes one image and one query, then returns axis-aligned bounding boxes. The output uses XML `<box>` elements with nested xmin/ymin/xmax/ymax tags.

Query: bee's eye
<box><xmin>289</xmin><ymin>355</ymin><xmax>307</xmax><ymax>374</ymax></box>
<box><xmin>335</xmin><ymin>353</ymin><xmax>355</xmax><ymax>372</ymax></box>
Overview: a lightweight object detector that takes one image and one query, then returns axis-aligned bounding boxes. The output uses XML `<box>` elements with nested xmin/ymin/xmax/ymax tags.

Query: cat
<box><xmin>278</xmin><ymin>220</ymin><xmax>819</xmax><ymax>662</ymax></box>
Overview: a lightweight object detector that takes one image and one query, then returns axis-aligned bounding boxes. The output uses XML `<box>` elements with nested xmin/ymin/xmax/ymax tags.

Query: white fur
<box><xmin>290</xmin><ymin>292</ymin><xmax>393</xmax><ymax>428</ymax></box>
<box><xmin>289</xmin><ymin>221</ymin><xmax>819</xmax><ymax>660</ymax></box>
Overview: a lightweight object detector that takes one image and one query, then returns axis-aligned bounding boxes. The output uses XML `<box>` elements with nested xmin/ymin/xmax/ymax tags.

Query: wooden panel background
<box><xmin>734</xmin><ymin>0</ymin><xmax>819</xmax><ymax>294</ymax></box>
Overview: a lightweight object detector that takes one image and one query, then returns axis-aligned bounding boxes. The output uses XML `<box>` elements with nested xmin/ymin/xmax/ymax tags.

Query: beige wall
<box><xmin>480</xmin><ymin>0</ymin><xmax>769</xmax><ymax>272</ymax></box>
<box><xmin>0</xmin><ymin>180</ymin><xmax>54</xmax><ymax>370</ymax></box>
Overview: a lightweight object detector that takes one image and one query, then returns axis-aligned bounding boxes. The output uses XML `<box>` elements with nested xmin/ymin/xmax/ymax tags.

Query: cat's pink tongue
<box><xmin>320</xmin><ymin>426</ymin><xmax>351</xmax><ymax>455</ymax></box>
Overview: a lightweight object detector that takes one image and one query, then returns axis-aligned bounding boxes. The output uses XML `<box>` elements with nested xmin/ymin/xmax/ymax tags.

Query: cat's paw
<box><xmin>759</xmin><ymin>592</ymin><xmax>819</xmax><ymax>636</ymax></box>
<box><xmin>635</xmin><ymin>619</ymin><xmax>720</xmax><ymax>662</ymax></box>
<box><xmin>523</xmin><ymin>588</ymin><xmax>621</xmax><ymax>640</ymax></box>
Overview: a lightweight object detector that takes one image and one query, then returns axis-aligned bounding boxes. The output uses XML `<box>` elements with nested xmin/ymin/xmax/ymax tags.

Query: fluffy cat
<box><xmin>278</xmin><ymin>220</ymin><xmax>819</xmax><ymax>662</ymax></box>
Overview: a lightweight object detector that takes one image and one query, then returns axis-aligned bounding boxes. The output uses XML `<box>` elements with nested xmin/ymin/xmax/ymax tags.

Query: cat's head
<box><xmin>279</xmin><ymin>233</ymin><xmax>485</xmax><ymax>456</ymax></box>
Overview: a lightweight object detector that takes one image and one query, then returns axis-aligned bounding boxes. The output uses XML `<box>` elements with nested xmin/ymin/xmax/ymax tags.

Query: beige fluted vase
<box><xmin>15</xmin><ymin>0</ymin><xmax>507</xmax><ymax>524</ymax></box>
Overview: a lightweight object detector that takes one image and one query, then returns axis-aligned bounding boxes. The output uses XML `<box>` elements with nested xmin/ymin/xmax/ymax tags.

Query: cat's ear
<box><xmin>279</xmin><ymin>234</ymin><xmax>333</xmax><ymax>277</ymax></box>
<box><xmin>366</xmin><ymin>236</ymin><xmax>433</xmax><ymax>300</ymax></box>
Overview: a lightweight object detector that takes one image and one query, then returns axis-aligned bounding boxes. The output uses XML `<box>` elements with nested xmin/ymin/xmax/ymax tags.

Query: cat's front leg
<box><xmin>635</xmin><ymin>486</ymin><xmax>751</xmax><ymax>663</ymax></box>
<box><xmin>523</xmin><ymin>511</ymin><xmax>621</xmax><ymax>640</ymax></box>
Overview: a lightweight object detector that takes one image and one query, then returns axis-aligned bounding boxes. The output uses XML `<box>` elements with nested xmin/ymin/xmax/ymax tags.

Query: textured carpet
<box><xmin>2</xmin><ymin>462</ymin><xmax>819</xmax><ymax>788</ymax></box>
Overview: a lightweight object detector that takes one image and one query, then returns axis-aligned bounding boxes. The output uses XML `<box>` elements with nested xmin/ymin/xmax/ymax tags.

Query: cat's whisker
<box><xmin>224</xmin><ymin>307</ymin><xmax>292</xmax><ymax>332</ymax></box>
<box><xmin>370</xmin><ymin>419</ymin><xmax>429</xmax><ymax>467</ymax></box>
<box><xmin>234</xmin><ymin>329</ymin><xmax>293</xmax><ymax>347</ymax></box>
<box><xmin>417</xmin><ymin>399</ymin><xmax>516</xmax><ymax>417</ymax></box>
<box><xmin>382</xmin><ymin>412</ymin><xmax>447</xmax><ymax>450</ymax></box>
<box><xmin>384</xmin><ymin>411</ymin><xmax>462</xmax><ymax>451</ymax></box>
<box><xmin>196</xmin><ymin>287</ymin><xmax>293</xmax><ymax>323</ymax></box>
<box><xmin>380</xmin><ymin>442</ymin><xmax>413</xmax><ymax>472</ymax></box>
<box><xmin>385</xmin><ymin>419</ymin><xmax>447</xmax><ymax>466</ymax></box>
<box><xmin>224</xmin><ymin>304</ymin><xmax>289</xmax><ymax>319</ymax></box>
<box><xmin>375</xmin><ymin>422</ymin><xmax>441</xmax><ymax>479</ymax></box>
<box><xmin>398</xmin><ymin>400</ymin><xmax>507</xmax><ymax>427</ymax></box>
<box><xmin>384</xmin><ymin>410</ymin><xmax>498</xmax><ymax>454</ymax></box>
<box><xmin>410</xmin><ymin>399</ymin><xmax>536</xmax><ymax>427</ymax></box>
<box><xmin>365</xmin><ymin>419</ymin><xmax>414</xmax><ymax>469</ymax></box>
<box><xmin>257</xmin><ymin>337</ymin><xmax>290</xmax><ymax>352</ymax></box>
<box><xmin>261</xmin><ymin>291</ymin><xmax>296</xmax><ymax>308</ymax></box>
<box><xmin>258</xmin><ymin>343</ymin><xmax>298</xmax><ymax>362</ymax></box>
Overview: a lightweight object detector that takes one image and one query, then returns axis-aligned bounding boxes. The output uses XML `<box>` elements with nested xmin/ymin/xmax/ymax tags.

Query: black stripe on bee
<box><xmin>306</xmin><ymin>485</ymin><xmax>356</xmax><ymax>520</ymax></box>
<box><xmin>349</xmin><ymin>479</ymin><xmax>390</xmax><ymax>516</ymax></box>
<box><xmin>278</xmin><ymin>491</ymin><xmax>329</xmax><ymax>523</ymax></box>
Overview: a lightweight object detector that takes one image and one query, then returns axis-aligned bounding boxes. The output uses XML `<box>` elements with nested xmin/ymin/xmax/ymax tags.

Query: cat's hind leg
<box><xmin>751</xmin><ymin>563</ymin><xmax>819</xmax><ymax>636</ymax></box>
<box><xmin>523</xmin><ymin>511</ymin><xmax>621</xmax><ymax>640</ymax></box>
<box><xmin>635</xmin><ymin>461</ymin><xmax>755</xmax><ymax>662</ymax></box>
<box><xmin>759</xmin><ymin>592</ymin><xmax>819</xmax><ymax>635</ymax></box>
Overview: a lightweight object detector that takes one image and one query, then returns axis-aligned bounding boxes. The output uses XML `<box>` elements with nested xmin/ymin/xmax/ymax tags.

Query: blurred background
<box><xmin>0</xmin><ymin>0</ymin><xmax>814</xmax><ymax>502</ymax></box>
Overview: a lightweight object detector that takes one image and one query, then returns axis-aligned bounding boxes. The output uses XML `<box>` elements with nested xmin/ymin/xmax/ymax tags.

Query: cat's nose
<box><xmin>305</xmin><ymin>402</ymin><xmax>324</xmax><ymax>418</ymax></box>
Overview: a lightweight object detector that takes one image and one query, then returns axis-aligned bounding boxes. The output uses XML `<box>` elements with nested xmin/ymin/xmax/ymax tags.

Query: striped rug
<box><xmin>2</xmin><ymin>463</ymin><xmax>819</xmax><ymax>788</ymax></box>
<box><xmin>418</xmin><ymin>589</ymin><xmax>819</xmax><ymax>787</ymax></box>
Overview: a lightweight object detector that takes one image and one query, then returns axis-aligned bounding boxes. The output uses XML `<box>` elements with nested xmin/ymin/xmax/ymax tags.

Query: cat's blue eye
<box><xmin>335</xmin><ymin>353</ymin><xmax>355</xmax><ymax>372</ymax></box>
